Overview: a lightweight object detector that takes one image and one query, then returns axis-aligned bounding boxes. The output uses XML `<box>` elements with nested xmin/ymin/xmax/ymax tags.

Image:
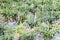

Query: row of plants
<box><xmin>1</xmin><ymin>21</ymin><xmax>60</xmax><ymax>40</ymax></box>
<box><xmin>0</xmin><ymin>0</ymin><xmax>60</xmax><ymax>40</ymax></box>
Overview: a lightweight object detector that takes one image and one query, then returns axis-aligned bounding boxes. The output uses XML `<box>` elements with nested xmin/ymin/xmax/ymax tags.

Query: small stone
<box><xmin>51</xmin><ymin>33</ymin><xmax>60</xmax><ymax>40</ymax></box>
<box><xmin>36</xmin><ymin>32</ymin><xmax>44</xmax><ymax>40</ymax></box>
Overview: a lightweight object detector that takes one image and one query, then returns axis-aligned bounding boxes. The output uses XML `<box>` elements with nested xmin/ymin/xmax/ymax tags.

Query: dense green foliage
<box><xmin>0</xmin><ymin>0</ymin><xmax>60</xmax><ymax>40</ymax></box>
